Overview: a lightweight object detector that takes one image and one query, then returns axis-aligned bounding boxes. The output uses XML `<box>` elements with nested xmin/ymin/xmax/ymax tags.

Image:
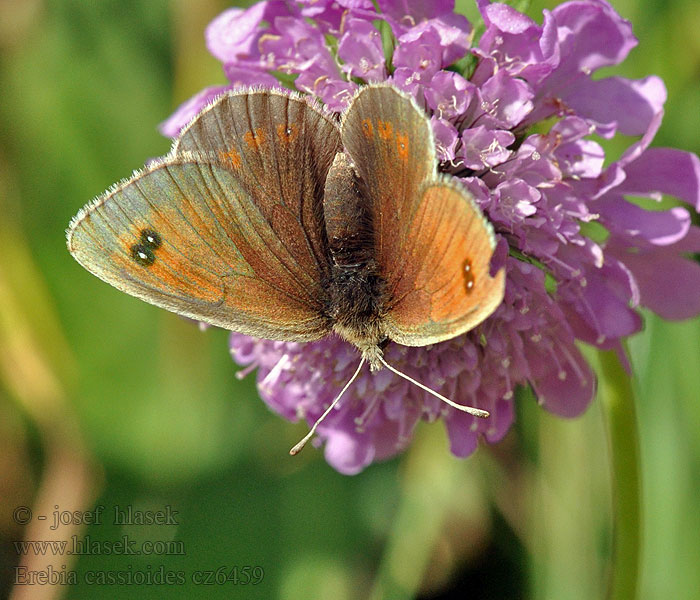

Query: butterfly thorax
<box><xmin>328</xmin><ymin>259</ymin><xmax>387</xmax><ymax>369</ymax></box>
<box><xmin>323</xmin><ymin>152</ymin><xmax>388</xmax><ymax>369</ymax></box>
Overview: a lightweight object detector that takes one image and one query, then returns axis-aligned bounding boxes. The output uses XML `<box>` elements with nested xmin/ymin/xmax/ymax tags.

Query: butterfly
<box><xmin>67</xmin><ymin>84</ymin><xmax>505</xmax><ymax>453</ymax></box>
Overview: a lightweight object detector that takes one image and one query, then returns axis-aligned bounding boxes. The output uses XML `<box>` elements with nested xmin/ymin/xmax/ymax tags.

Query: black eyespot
<box><xmin>140</xmin><ymin>229</ymin><xmax>162</xmax><ymax>250</ymax></box>
<box><xmin>131</xmin><ymin>244</ymin><xmax>156</xmax><ymax>267</ymax></box>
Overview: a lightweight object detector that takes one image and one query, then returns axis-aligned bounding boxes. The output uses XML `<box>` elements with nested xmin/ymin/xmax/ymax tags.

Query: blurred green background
<box><xmin>1</xmin><ymin>0</ymin><xmax>699</xmax><ymax>598</ymax></box>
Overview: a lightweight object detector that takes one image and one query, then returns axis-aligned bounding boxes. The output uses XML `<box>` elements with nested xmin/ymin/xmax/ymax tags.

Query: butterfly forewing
<box><xmin>173</xmin><ymin>89</ymin><xmax>341</xmax><ymax>283</ymax></box>
<box><xmin>67</xmin><ymin>157</ymin><xmax>331</xmax><ymax>341</ymax></box>
<box><xmin>382</xmin><ymin>178</ymin><xmax>505</xmax><ymax>345</ymax></box>
<box><xmin>340</xmin><ymin>85</ymin><xmax>436</xmax><ymax>289</ymax></box>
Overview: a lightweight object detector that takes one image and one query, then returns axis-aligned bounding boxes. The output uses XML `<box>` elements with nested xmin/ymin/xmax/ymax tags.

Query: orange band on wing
<box><xmin>244</xmin><ymin>127</ymin><xmax>267</xmax><ymax>149</ymax></box>
<box><xmin>276</xmin><ymin>122</ymin><xmax>299</xmax><ymax>143</ymax></box>
<box><xmin>219</xmin><ymin>147</ymin><xmax>242</xmax><ymax>169</ymax></box>
<box><xmin>396</xmin><ymin>132</ymin><xmax>409</xmax><ymax>161</ymax></box>
<box><xmin>377</xmin><ymin>120</ymin><xmax>393</xmax><ymax>140</ymax></box>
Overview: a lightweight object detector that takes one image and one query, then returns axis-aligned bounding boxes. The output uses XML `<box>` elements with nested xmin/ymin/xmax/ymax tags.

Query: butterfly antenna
<box><xmin>377</xmin><ymin>355</ymin><xmax>489</xmax><ymax>419</ymax></box>
<box><xmin>289</xmin><ymin>357</ymin><xmax>367</xmax><ymax>456</ymax></box>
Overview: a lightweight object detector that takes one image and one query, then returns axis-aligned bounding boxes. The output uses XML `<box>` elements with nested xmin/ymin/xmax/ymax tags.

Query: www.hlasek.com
<box><xmin>14</xmin><ymin>565</ymin><xmax>265</xmax><ymax>586</ymax></box>
<box><xmin>14</xmin><ymin>535</ymin><xmax>184</xmax><ymax>557</ymax></box>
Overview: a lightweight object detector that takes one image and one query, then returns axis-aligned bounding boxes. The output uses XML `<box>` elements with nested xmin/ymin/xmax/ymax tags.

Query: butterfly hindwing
<box><xmin>382</xmin><ymin>178</ymin><xmax>505</xmax><ymax>345</ymax></box>
<box><xmin>67</xmin><ymin>156</ymin><xmax>332</xmax><ymax>341</ymax></box>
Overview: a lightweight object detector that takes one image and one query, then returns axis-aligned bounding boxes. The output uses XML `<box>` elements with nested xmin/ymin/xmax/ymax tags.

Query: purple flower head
<box><xmin>164</xmin><ymin>0</ymin><xmax>700</xmax><ymax>474</ymax></box>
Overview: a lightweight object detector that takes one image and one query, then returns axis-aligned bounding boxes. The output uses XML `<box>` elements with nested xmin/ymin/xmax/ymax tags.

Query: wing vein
<box><xmin>204</xmin><ymin>161</ymin><xmax>322</xmax><ymax>309</ymax></box>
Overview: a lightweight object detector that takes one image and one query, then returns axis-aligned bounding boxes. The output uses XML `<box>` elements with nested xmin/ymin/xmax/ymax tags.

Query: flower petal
<box><xmin>444</xmin><ymin>411</ymin><xmax>479</xmax><ymax>458</ymax></box>
<box><xmin>561</xmin><ymin>75</ymin><xmax>666</xmax><ymax>137</ymax></box>
<box><xmin>606</xmin><ymin>231</ymin><xmax>700</xmax><ymax>320</ymax></box>
<box><xmin>405</xmin><ymin>13</ymin><xmax>472</xmax><ymax>65</ymax></box>
<box><xmin>393</xmin><ymin>27</ymin><xmax>443</xmax><ymax>79</ymax></box>
<box><xmin>424</xmin><ymin>70</ymin><xmax>474</xmax><ymax>119</ymax></box>
<box><xmin>338</xmin><ymin>19</ymin><xmax>386</xmax><ymax>81</ymax></box>
<box><xmin>528</xmin><ymin>336</ymin><xmax>596</xmax><ymax>417</ymax></box>
<box><xmin>476</xmin><ymin>1</ymin><xmax>558</xmax><ymax>85</ymax></box>
<box><xmin>459</xmin><ymin>126</ymin><xmax>514</xmax><ymax>170</ymax></box>
<box><xmin>206</xmin><ymin>2</ymin><xmax>293</xmax><ymax>62</ymax></box>
<box><xmin>323</xmin><ymin>429</ymin><xmax>376</xmax><ymax>475</ymax></box>
<box><xmin>597</xmin><ymin>197</ymin><xmax>691</xmax><ymax>246</ymax></box>
<box><xmin>431</xmin><ymin>116</ymin><xmax>459</xmax><ymax>161</ymax></box>
<box><xmin>552</xmin><ymin>0</ymin><xmax>637</xmax><ymax>73</ymax></box>
<box><xmin>619</xmin><ymin>148</ymin><xmax>700</xmax><ymax>211</ymax></box>
<box><xmin>378</xmin><ymin>0</ymin><xmax>455</xmax><ymax>25</ymax></box>
<box><xmin>479</xmin><ymin>70</ymin><xmax>534</xmax><ymax>127</ymax></box>
<box><xmin>223</xmin><ymin>66</ymin><xmax>280</xmax><ymax>88</ymax></box>
<box><xmin>158</xmin><ymin>85</ymin><xmax>229</xmax><ymax>138</ymax></box>
<box><xmin>560</xmin><ymin>268</ymin><xmax>643</xmax><ymax>346</ymax></box>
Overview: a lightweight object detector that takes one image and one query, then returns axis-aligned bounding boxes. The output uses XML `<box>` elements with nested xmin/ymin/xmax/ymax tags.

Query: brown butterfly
<box><xmin>67</xmin><ymin>84</ymin><xmax>505</xmax><ymax>453</ymax></box>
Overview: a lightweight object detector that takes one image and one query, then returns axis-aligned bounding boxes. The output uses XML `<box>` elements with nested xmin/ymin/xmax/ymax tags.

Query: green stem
<box><xmin>368</xmin><ymin>425</ymin><xmax>478</xmax><ymax>600</ymax></box>
<box><xmin>597</xmin><ymin>349</ymin><xmax>641</xmax><ymax>600</ymax></box>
